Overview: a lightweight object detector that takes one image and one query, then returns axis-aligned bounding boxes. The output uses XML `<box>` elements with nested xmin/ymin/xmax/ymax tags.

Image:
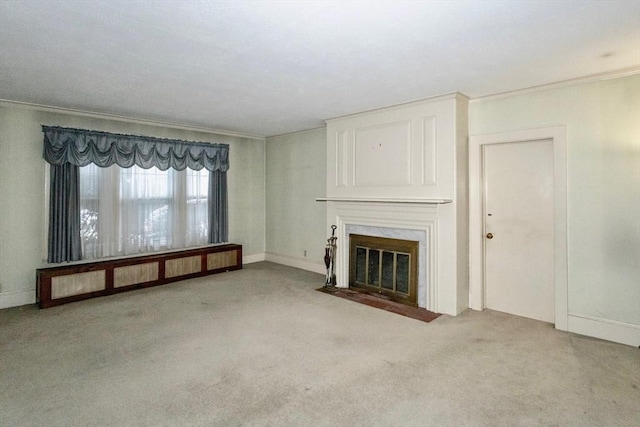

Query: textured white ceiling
<box><xmin>1</xmin><ymin>0</ymin><xmax>639</xmax><ymax>137</ymax></box>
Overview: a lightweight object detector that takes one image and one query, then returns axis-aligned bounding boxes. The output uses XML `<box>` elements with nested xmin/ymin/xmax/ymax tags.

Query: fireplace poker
<box><xmin>324</xmin><ymin>225</ymin><xmax>337</xmax><ymax>287</ymax></box>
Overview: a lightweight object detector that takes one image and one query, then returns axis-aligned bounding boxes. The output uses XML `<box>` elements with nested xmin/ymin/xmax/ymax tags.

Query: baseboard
<box><xmin>264</xmin><ymin>252</ymin><xmax>326</xmax><ymax>275</ymax></box>
<box><xmin>0</xmin><ymin>289</ymin><xmax>35</xmax><ymax>309</ymax></box>
<box><xmin>567</xmin><ymin>313</ymin><xmax>640</xmax><ymax>347</ymax></box>
<box><xmin>242</xmin><ymin>253</ymin><xmax>266</xmax><ymax>264</ymax></box>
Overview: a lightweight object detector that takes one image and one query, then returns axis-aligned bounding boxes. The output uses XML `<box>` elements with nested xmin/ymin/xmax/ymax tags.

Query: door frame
<box><xmin>469</xmin><ymin>126</ymin><xmax>568</xmax><ymax>331</ymax></box>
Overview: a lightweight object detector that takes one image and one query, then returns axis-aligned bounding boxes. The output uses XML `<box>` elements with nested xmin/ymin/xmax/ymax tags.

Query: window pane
<box><xmin>187</xmin><ymin>168</ymin><xmax>209</xmax><ymax>198</ymax></box>
<box><xmin>185</xmin><ymin>169</ymin><xmax>209</xmax><ymax>243</ymax></box>
<box><xmin>120</xmin><ymin>166</ymin><xmax>170</xmax><ymax>199</ymax></box>
<box><xmin>79</xmin><ymin>163</ymin><xmax>100</xmax><ymax>256</ymax></box>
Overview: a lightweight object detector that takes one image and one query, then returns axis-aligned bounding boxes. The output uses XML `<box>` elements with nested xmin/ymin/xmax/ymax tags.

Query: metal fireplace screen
<box><xmin>349</xmin><ymin>234</ymin><xmax>418</xmax><ymax>306</ymax></box>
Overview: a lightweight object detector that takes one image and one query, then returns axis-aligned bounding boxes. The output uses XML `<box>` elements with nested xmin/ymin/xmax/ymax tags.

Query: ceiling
<box><xmin>1</xmin><ymin>0</ymin><xmax>639</xmax><ymax>138</ymax></box>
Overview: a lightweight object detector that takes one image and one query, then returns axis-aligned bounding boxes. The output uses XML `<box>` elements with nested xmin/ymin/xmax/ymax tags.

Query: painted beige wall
<box><xmin>0</xmin><ymin>105</ymin><xmax>265</xmax><ymax>307</ymax></box>
<box><xmin>469</xmin><ymin>74</ymin><xmax>640</xmax><ymax>327</ymax></box>
<box><xmin>265</xmin><ymin>128</ymin><xmax>326</xmax><ymax>271</ymax></box>
<box><xmin>2</xmin><ymin>73</ymin><xmax>637</xmax><ymax>332</ymax></box>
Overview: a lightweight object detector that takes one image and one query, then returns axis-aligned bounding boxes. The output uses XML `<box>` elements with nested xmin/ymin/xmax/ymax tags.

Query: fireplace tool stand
<box><xmin>324</xmin><ymin>225</ymin><xmax>337</xmax><ymax>287</ymax></box>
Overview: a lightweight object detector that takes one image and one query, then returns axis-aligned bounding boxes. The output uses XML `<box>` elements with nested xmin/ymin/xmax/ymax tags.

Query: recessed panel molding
<box><xmin>422</xmin><ymin>116</ymin><xmax>437</xmax><ymax>186</ymax></box>
<box><xmin>353</xmin><ymin>121</ymin><xmax>411</xmax><ymax>187</ymax></box>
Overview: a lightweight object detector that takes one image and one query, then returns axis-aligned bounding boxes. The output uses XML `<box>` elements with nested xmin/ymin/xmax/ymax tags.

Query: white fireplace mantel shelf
<box><xmin>316</xmin><ymin>197</ymin><xmax>452</xmax><ymax>204</ymax></box>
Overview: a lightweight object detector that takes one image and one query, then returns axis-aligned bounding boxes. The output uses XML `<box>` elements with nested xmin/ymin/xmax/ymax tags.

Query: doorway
<box><xmin>483</xmin><ymin>140</ymin><xmax>554</xmax><ymax>322</ymax></box>
<box><xmin>469</xmin><ymin>127</ymin><xmax>568</xmax><ymax>330</ymax></box>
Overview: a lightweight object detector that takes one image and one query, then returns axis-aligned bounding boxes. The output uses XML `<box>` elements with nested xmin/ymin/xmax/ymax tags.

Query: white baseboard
<box><xmin>568</xmin><ymin>313</ymin><xmax>640</xmax><ymax>347</ymax></box>
<box><xmin>242</xmin><ymin>253</ymin><xmax>266</xmax><ymax>265</ymax></box>
<box><xmin>0</xmin><ymin>289</ymin><xmax>35</xmax><ymax>309</ymax></box>
<box><xmin>264</xmin><ymin>252</ymin><xmax>326</xmax><ymax>275</ymax></box>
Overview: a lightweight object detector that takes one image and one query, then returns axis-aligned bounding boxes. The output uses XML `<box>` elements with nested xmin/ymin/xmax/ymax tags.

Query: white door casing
<box><xmin>469</xmin><ymin>126</ymin><xmax>568</xmax><ymax>331</ymax></box>
<box><xmin>483</xmin><ymin>140</ymin><xmax>555</xmax><ymax>323</ymax></box>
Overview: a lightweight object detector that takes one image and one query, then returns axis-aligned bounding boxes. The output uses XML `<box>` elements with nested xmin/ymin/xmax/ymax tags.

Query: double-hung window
<box><xmin>79</xmin><ymin>164</ymin><xmax>210</xmax><ymax>259</ymax></box>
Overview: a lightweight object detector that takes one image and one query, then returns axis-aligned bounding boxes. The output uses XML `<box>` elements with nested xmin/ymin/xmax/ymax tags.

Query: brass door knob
<box><xmin>486</xmin><ymin>233</ymin><xmax>494</xmax><ymax>239</ymax></box>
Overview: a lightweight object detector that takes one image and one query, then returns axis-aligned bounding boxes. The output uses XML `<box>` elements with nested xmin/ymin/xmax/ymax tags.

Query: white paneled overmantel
<box><xmin>324</xmin><ymin>93</ymin><xmax>469</xmax><ymax>316</ymax></box>
<box><xmin>326</xmin><ymin>93</ymin><xmax>468</xmax><ymax>200</ymax></box>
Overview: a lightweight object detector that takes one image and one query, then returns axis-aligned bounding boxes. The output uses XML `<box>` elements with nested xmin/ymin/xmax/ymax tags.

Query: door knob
<box><xmin>486</xmin><ymin>233</ymin><xmax>494</xmax><ymax>239</ymax></box>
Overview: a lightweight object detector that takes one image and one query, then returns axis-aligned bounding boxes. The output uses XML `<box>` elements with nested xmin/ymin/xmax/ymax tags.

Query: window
<box><xmin>43</xmin><ymin>125</ymin><xmax>228</xmax><ymax>264</ymax></box>
<box><xmin>79</xmin><ymin>163</ymin><xmax>209</xmax><ymax>259</ymax></box>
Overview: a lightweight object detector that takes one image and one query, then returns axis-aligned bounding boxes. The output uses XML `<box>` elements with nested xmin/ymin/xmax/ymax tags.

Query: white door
<box><xmin>483</xmin><ymin>139</ymin><xmax>555</xmax><ymax>323</ymax></box>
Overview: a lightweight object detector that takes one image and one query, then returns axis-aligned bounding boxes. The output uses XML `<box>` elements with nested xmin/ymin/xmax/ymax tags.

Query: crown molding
<box><xmin>325</xmin><ymin>92</ymin><xmax>469</xmax><ymax>124</ymax></box>
<box><xmin>470</xmin><ymin>67</ymin><xmax>640</xmax><ymax>103</ymax></box>
<box><xmin>266</xmin><ymin>126</ymin><xmax>326</xmax><ymax>139</ymax></box>
<box><xmin>0</xmin><ymin>99</ymin><xmax>266</xmax><ymax>141</ymax></box>
<box><xmin>3</xmin><ymin>66</ymin><xmax>637</xmax><ymax>137</ymax></box>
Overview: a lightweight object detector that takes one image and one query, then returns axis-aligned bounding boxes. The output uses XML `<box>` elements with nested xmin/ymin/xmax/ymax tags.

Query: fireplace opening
<box><xmin>349</xmin><ymin>234</ymin><xmax>418</xmax><ymax>306</ymax></box>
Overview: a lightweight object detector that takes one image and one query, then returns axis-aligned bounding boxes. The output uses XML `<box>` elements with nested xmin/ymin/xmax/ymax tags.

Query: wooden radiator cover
<box><xmin>36</xmin><ymin>244</ymin><xmax>242</xmax><ymax>308</ymax></box>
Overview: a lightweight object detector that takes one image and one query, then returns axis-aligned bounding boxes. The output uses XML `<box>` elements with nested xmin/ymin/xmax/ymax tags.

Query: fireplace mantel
<box><xmin>316</xmin><ymin>197</ymin><xmax>452</xmax><ymax>204</ymax></box>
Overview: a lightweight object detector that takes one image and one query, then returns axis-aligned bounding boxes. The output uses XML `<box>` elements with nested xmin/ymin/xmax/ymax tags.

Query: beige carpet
<box><xmin>1</xmin><ymin>262</ymin><xmax>638</xmax><ymax>426</ymax></box>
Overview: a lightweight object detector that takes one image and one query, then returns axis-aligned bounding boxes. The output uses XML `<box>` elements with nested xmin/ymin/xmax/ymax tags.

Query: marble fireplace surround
<box><xmin>330</xmin><ymin>201</ymin><xmax>441</xmax><ymax>312</ymax></box>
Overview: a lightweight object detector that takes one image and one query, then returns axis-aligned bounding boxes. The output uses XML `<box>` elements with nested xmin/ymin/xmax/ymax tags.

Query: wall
<box><xmin>469</xmin><ymin>74</ymin><xmax>640</xmax><ymax>342</ymax></box>
<box><xmin>0</xmin><ymin>105</ymin><xmax>266</xmax><ymax>308</ymax></box>
<box><xmin>265</xmin><ymin>128</ymin><xmax>326</xmax><ymax>274</ymax></box>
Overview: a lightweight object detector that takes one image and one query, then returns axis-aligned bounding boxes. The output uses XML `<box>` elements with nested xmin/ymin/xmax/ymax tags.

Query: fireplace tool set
<box><xmin>324</xmin><ymin>225</ymin><xmax>337</xmax><ymax>287</ymax></box>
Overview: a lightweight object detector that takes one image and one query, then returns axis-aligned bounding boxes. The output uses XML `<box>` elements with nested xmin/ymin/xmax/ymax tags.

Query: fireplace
<box><xmin>325</xmin><ymin>201</ymin><xmax>463</xmax><ymax>314</ymax></box>
<box><xmin>323</xmin><ymin>94</ymin><xmax>469</xmax><ymax>315</ymax></box>
<box><xmin>341</xmin><ymin>215</ymin><xmax>432</xmax><ymax>310</ymax></box>
<box><xmin>349</xmin><ymin>234</ymin><xmax>418</xmax><ymax>306</ymax></box>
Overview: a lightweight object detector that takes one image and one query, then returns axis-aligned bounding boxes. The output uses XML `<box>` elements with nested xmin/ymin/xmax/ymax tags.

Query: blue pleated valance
<box><xmin>42</xmin><ymin>126</ymin><xmax>229</xmax><ymax>172</ymax></box>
